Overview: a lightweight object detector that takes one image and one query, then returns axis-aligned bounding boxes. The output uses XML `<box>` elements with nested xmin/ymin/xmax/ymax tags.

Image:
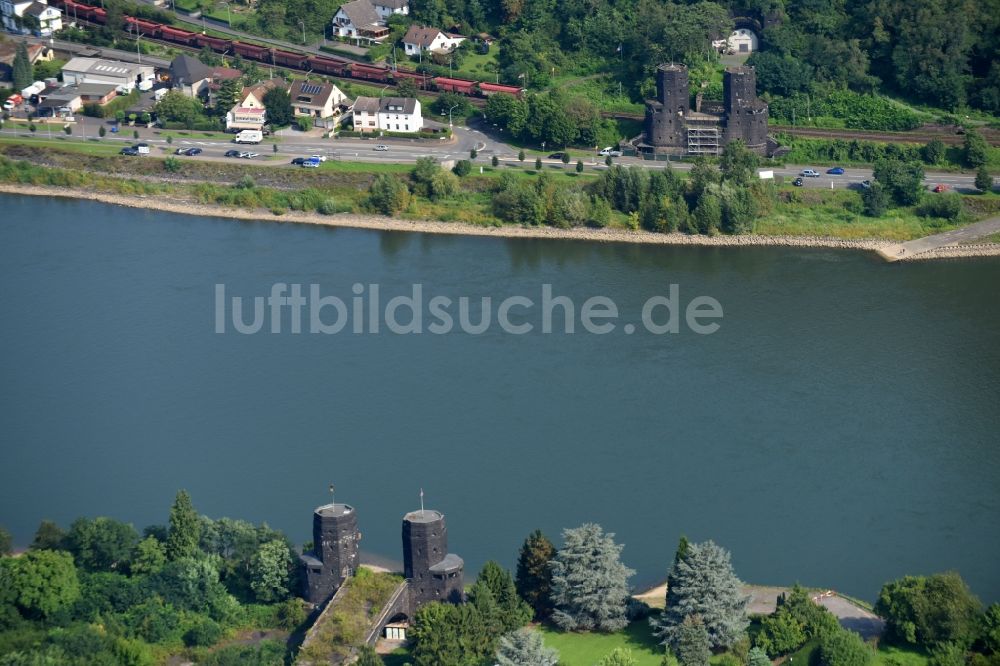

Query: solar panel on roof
<box><xmin>301</xmin><ymin>83</ymin><xmax>323</xmax><ymax>95</ymax></box>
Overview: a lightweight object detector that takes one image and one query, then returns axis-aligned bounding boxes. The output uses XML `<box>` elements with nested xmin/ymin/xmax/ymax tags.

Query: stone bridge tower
<box><xmin>402</xmin><ymin>508</ymin><xmax>465</xmax><ymax>609</ymax></box>
<box><xmin>645</xmin><ymin>64</ymin><xmax>690</xmax><ymax>151</ymax></box>
<box><xmin>299</xmin><ymin>503</ymin><xmax>360</xmax><ymax>605</ymax></box>
<box><xmin>723</xmin><ymin>66</ymin><xmax>768</xmax><ymax>153</ymax></box>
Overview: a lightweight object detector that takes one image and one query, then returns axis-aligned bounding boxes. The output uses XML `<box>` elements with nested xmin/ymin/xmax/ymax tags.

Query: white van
<box><xmin>135</xmin><ymin>143</ymin><xmax>150</xmax><ymax>155</ymax></box>
<box><xmin>234</xmin><ymin>130</ymin><xmax>262</xmax><ymax>144</ymax></box>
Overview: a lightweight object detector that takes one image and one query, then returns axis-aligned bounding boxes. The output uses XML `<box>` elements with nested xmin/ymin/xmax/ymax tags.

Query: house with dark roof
<box><xmin>289</xmin><ymin>79</ymin><xmax>347</xmax><ymax>120</ymax></box>
<box><xmin>1</xmin><ymin>0</ymin><xmax>61</xmax><ymax>36</ymax></box>
<box><xmin>331</xmin><ymin>0</ymin><xmax>389</xmax><ymax>42</ymax></box>
<box><xmin>402</xmin><ymin>25</ymin><xmax>465</xmax><ymax>57</ymax></box>
<box><xmin>169</xmin><ymin>55</ymin><xmax>241</xmax><ymax>98</ymax></box>
<box><xmin>372</xmin><ymin>0</ymin><xmax>407</xmax><ymax>19</ymax></box>
<box><xmin>351</xmin><ymin>95</ymin><xmax>422</xmax><ymax>133</ymax></box>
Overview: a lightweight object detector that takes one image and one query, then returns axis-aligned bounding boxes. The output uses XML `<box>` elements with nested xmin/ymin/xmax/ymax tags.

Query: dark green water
<box><xmin>1</xmin><ymin>194</ymin><xmax>998</xmax><ymax>601</ymax></box>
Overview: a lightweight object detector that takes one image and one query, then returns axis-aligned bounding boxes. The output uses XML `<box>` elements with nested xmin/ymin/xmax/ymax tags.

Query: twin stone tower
<box><xmin>299</xmin><ymin>501</ymin><xmax>465</xmax><ymax>612</ymax></box>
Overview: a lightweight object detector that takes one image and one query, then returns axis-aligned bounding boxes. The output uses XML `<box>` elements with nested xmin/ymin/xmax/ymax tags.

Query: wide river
<box><xmin>1</xmin><ymin>193</ymin><xmax>998</xmax><ymax>602</ymax></box>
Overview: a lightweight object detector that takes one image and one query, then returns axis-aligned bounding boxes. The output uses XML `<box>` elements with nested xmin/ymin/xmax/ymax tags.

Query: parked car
<box><xmin>933</xmin><ymin>184</ymin><xmax>949</xmax><ymax>193</ymax></box>
<box><xmin>309</xmin><ymin>155</ymin><xmax>327</xmax><ymax>162</ymax></box>
<box><xmin>827</xmin><ymin>167</ymin><xmax>845</xmax><ymax>175</ymax></box>
<box><xmin>800</xmin><ymin>169</ymin><xmax>820</xmax><ymax>177</ymax></box>
<box><xmin>792</xmin><ymin>177</ymin><xmax>804</xmax><ymax>187</ymax></box>
<box><xmin>291</xmin><ymin>157</ymin><xmax>306</xmax><ymax>165</ymax></box>
<box><xmin>241</xmin><ymin>152</ymin><xmax>259</xmax><ymax>159</ymax></box>
<box><xmin>548</xmin><ymin>152</ymin><xmax>566</xmax><ymax>160</ymax></box>
<box><xmin>224</xmin><ymin>150</ymin><xmax>241</xmax><ymax>157</ymax></box>
<box><xmin>598</xmin><ymin>147</ymin><xmax>622</xmax><ymax>157</ymax></box>
<box><xmin>120</xmin><ymin>147</ymin><xmax>139</xmax><ymax>156</ymax></box>
<box><xmin>373</xmin><ymin>144</ymin><xmax>389</xmax><ymax>151</ymax></box>
<box><xmin>184</xmin><ymin>148</ymin><xmax>203</xmax><ymax>156</ymax></box>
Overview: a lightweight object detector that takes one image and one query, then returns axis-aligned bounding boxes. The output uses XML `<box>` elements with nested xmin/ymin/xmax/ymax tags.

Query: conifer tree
<box><xmin>12</xmin><ymin>43</ymin><xmax>32</xmax><ymax>92</ymax></box>
<box><xmin>677</xmin><ymin>615</ymin><xmax>711</xmax><ymax>666</ymax></box>
<box><xmin>496</xmin><ymin>628</ymin><xmax>559</xmax><ymax>666</ymax></box>
<box><xmin>166</xmin><ymin>490</ymin><xmax>200</xmax><ymax>561</ymax></box>
<box><xmin>515</xmin><ymin>530</ymin><xmax>556</xmax><ymax>619</ymax></box>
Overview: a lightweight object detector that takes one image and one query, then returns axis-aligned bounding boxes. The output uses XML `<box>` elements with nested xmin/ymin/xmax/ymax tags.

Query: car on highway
<box><xmin>800</xmin><ymin>169</ymin><xmax>820</xmax><ymax>177</ymax></box>
<box><xmin>548</xmin><ymin>152</ymin><xmax>566</xmax><ymax>160</ymax></box>
<box><xmin>174</xmin><ymin>148</ymin><xmax>188</xmax><ymax>155</ymax></box>
<box><xmin>598</xmin><ymin>147</ymin><xmax>622</xmax><ymax>157</ymax></box>
<box><xmin>302</xmin><ymin>158</ymin><xmax>321</xmax><ymax>168</ymax></box>
<box><xmin>240</xmin><ymin>152</ymin><xmax>259</xmax><ymax>159</ymax></box>
<box><xmin>373</xmin><ymin>144</ymin><xmax>389</xmax><ymax>151</ymax></box>
<box><xmin>792</xmin><ymin>177</ymin><xmax>804</xmax><ymax>187</ymax></box>
<box><xmin>184</xmin><ymin>148</ymin><xmax>203</xmax><ymax>156</ymax></box>
<box><xmin>309</xmin><ymin>155</ymin><xmax>327</xmax><ymax>162</ymax></box>
<box><xmin>291</xmin><ymin>157</ymin><xmax>306</xmax><ymax>165</ymax></box>
<box><xmin>119</xmin><ymin>147</ymin><xmax>139</xmax><ymax>156</ymax></box>
<box><xmin>826</xmin><ymin>167</ymin><xmax>845</xmax><ymax>175</ymax></box>
<box><xmin>224</xmin><ymin>150</ymin><xmax>241</xmax><ymax>158</ymax></box>
<box><xmin>933</xmin><ymin>184</ymin><xmax>949</xmax><ymax>193</ymax></box>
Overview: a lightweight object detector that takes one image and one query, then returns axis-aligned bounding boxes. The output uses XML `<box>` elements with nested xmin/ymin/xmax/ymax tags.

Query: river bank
<box><xmin>3</xmin><ymin>184</ymin><xmax>999</xmax><ymax>260</ymax></box>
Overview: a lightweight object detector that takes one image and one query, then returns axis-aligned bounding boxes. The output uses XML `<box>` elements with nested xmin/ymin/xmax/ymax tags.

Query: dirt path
<box><xmin>879</xmin><ymin>215</ymin><xmax>1000</xmax><ymax>260</ymax></box>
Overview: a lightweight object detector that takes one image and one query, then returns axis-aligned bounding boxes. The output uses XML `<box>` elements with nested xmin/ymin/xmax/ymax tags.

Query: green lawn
<box><xmin>540</xmin><ymin>622</ymin><xmax>665</xmax><ymax>666</ymax></box>
<box><xmin>0</xmin><ymin>134</ymin><xmax>128</xmax><ymax>156</ymax></box>
<box><xmin>451</xmin><ymin>48</ymin><xmax>499</xmax><ymax>81</ymax></box>
<box><xmin>875</xmin><ymin>645</ymin><xmax>930</xmax><ymax>666</ymax></box>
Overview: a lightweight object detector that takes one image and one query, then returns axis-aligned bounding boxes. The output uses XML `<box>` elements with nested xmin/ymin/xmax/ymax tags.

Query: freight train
<box><xmin>52</xmin><ymin>0</ymin><xmax>524</xmax><ymax>98</ymax></box>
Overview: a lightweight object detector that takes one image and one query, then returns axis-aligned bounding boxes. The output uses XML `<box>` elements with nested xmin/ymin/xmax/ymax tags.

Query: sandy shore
<box><xmin>3</xmin><ymin>184</ymin><xmax>999</xmax><ymax>260</ymax></box>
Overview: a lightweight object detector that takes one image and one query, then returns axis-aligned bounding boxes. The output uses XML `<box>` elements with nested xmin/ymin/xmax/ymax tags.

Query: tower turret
<box><xmin>402</xmin><ymin>509</ymin><xmax>464</xmax><ymax>608</ymax></box>
<box><xmin>300</xmin><ymin>503</ymin><xmax>360</xmax><ymax>605</ymax></box>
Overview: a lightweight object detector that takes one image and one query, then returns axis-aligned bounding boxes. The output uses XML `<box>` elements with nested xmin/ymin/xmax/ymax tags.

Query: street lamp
<box><xmin>448</xmin><ymin>103</ymin><xmax>458</xmax><ymax>128</ymax></box>
<box><xmin>299</xmin><ymin>20</ymin><xmax>306</xmax><ymax>45</ymax></box>
<box><xmin>379</xmin><ymin>84</ymin><xmax>389</xmax><ymax>98</ymax></box>
<box><xmin>225</xmin><ymin>1</ymin><xmax>231</xmax><ymax>25</ymax></box>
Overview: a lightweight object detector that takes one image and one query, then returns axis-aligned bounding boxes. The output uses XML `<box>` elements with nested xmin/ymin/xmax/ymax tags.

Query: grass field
<box><xmin>0</xmin><ymin>134</ymin><xmax>128</xmax><ymax>156</ymax></box>
<box><xmin>451</xmin><ymin>48</ymin><xmax>499</xmax><ymax>81</ymax></box>
<box><xmin>875</xmin><ymin>645</ymin><xmax>930</xmax><ymax>666</ymax></box>
<box><xmin>540</xmin><ymin>622</ymin><xmax>666</xmax><ymax>666</ymax></box>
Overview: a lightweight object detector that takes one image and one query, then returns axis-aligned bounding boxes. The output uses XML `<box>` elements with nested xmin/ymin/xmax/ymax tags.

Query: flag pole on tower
<box><xmin>420</xmin><ymin>488</ymin><xmax>424</xmax><ymax>518</ymax></box>
<box><xmin>329</xmin><ymin>484</ymin><xmax>335</xmax><ymax>507</ymax></box>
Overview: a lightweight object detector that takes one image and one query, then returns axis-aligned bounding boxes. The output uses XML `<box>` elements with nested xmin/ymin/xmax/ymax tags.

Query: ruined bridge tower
<box><xmin>299</xmin><ymin>503</ymin><xmax>360</xmax><ymax>605</ymax></box>
<box><xmin>402</xmin><ymin>508</ymin><xmax>465</xmax><ymax>609</ymax></box>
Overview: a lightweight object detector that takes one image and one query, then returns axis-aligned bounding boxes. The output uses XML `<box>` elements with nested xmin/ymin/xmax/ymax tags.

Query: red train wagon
<box><xmin>125</xmin><ymin>17</ymin><xmax>163</xmax><ymax>37</ymax></box>
<box><xmin>477</xmin><ymin>82</ymin><xmax>524</xmax><ymax>98</ymax></box>
<box><xmin>194</xmin><ymin>33</ymin><xmax>231</xmax><ymax>52</ymax></box>
<box><xmin>89</xmin><ymin>6</ymin><xmax>107</xmax><ymax>23</ymax></box>
<box><xmin>432</xmin><ymin>77</ymin><xmax>476</xmax><ymax>95</ymax></box>
<box><xmin>306</xmin><ymin>56</ymin><xmax>348</xmax><ymax>77</ymax></box>
<box><xmin>392</xmin><ymin>70</ymin><xmax>431</xmax><ymax>89</ymax></box>
<box><xmin>272</xmin><ymin>49</ymin><xmax>310</xmax><ymax>69</ymax></box>
<box><xmin>161</xmin><ymin>25</ymin><xmax>198</xmax><ymax>46</ymax></box>
<box><xmin>231</xmin><ymin>41</ymin><xmax>271</xmax><ymax>62</ymax></box>
<box><xmin>349</xmin><ymin>63</ymin><xmax>392</xmax><ymax>82</ymax></box>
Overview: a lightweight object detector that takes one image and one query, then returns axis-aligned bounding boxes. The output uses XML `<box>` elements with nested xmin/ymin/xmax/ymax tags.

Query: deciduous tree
<box><xmin>249</xmin><ymin>539</ymin><xmax>292</xmax><ymax>603</ymax></box>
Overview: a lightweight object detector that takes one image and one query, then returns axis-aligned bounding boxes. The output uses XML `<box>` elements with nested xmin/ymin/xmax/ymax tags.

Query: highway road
<box><xmin>0</xmin><ymin>116</ymin><xmax>988</xmax><ymax>192</ymax></box>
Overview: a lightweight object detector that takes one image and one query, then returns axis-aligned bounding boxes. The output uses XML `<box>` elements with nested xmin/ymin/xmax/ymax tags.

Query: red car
<box><xmin>933</xmin><ymin>184</ymin><xmax>949</xmax><ymax>193</ymax></box>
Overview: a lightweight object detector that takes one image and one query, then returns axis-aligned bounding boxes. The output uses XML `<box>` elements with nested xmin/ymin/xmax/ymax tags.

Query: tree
<box><xmin>756</xmin><ymin>608</ymin><xmax>807</xmax><ymax>655</ymax></box>
<box><xmin>576</xmin><ymin>160</ymin><xmax>584</xmax><ymax>174</ymax></box>
<box><xmin>861</xmin><ymin>182</ymin><xmax>890</xmax><ymax>217</ymax></box>
<box><xmin>249</xmin><ymin>540</ymin><xmax>292</xmax><ymax>603</ymax></box>
<box><xmin>215</xmin><ymin>77</ymin><xmax>243</xmax><ymax>113</ymax></box>
<box><xmin>492</xmin><ymin>155</ymin><xmax>500</xmax><ymax>167</ymax></box>
<box><xmin>980</xmin><ymin>604</ymin><xmax>1000</xmax><ymax>654</ymax></box>
<box><xmin>921</xmin><ymin>140</ymin><xmax>946</xmax><ymax>165</ymax></box>
<box><xmin>469</xmin><ymin>561</ymin><xmax>532</xmax><ymax>633</ymax></box>
<box><xmin>3</xmin><ymin>549</ymin><xmax>80</xmax><ymax>619</ymax></box>
<box><xmin>453</xmin><ymin>159</ymin><xmax>472</xmax><ymax>177</ymax></box>
<box><xmin>692</xmin><ymin>192</ymin><xmax>722</xmax><ymax>235</ymax></box>
<box><xmin>518</xmin><ymin>149</ymin><xmax>525</xmax><ymax>162</ymax></box>
<box><xmin>561</xmin><ymin>152</ymin><xmax>571</xmax><ymax>164</ymax></box>
<box><xmin>516</xmin><ymin>530</ymin><xmax>556</xmax><ymax>620</ymax></box>
<box><xmin>677</xmin><ymin>615</ymin><xmax>712</xmax><ymax>666</ymax></box>
<box><xmin>485</xmin><ymin>93</ymin><xmax>529</xmax><ymax>137</ymax></box>
<box><xmin>66</xmin><ymin>517</ymin><xmax>140</xmax><ymax>572</ymax></box>
<box><xmin>396</xmin><ymin>77</ymin><xmax>418</xmax><ymax>98</ymax></box>
<box><xmin>875</xmin><ymin>572</ymin><xmax>982</xmax><ymax>649</ymax></box>
<box><xmin>599</xmin><ymin>648</ymin><xmax>639</xmax><ymax>666</ymax></box>
<box><xmin>496</xmin><ymin>628</ymin><xmax>559</xmax><ymax>666</ymax></box>
<box><xmin>470</xmin><ymin>147</ymin><xmax>478</xmax><ymax>159</ymax></box>
<box><xmin>132</xmin><ymin>536</ymin><xmax>167</xmax><ymax>575</ymax></box>
<box><xmin>549</xmin><ymin>523</ymin><xmax>635</xmax><ymax>632</ymax></box>
<box><xmin>30</xmin><ymin>520</ymin><xmax>65</xmax><ymax>550</ymax></box>
<box><xmin>0</xmin><ymin>527</ymin><xmax>11</xmax><ymax>555</ymax></box>
<box><xmin>720</xmin><ymin>140</ymin><xmax>760</xmax><ymax>186</ymax></box>
<box><xmin>166</xmin><ymin>490</ymin><xmax>200</xmax><ymax>561</ymax></box>
<box><xmin>155</xmin><ymin>91</ymin><xmax>204</xmax><ymax>126</ymax></box>
<box><xmin>356</xmin><ymin>645</ymin><xmax>384</xmax><ymax>666</ymax></box>
<box><xmin>410</xmin><ymin>601</ymin><xmax>490</xmax><ymax>666</ymax></box>
<box><xmin>818</xmin><ymin>629</ymin><xmax>874</xmax><ymax>666</ymax></box>
<box><xmin>975</xmin><ymin>165</ymin><xmax>993</xmax><ymax>193</ymax></box>
<box><xmin>12</xmin><ymin>43</ymin><xmax>32</xmax><ymax>92</ymax></box>
<box><xmin>749</xmin><ymin>646</ymin><xmax>772</xmax><ymax>666</ymax></box>
<box><xmin>963</xmin><ymin>130</ymin><xmax>989</xmax><ymax>169</ymax></box>
<box><xmin>366</xmin><ymin>174</ymin><xmax>411</xmax><ymax>214</ymax></box>
<box><xmin>263</xmin><ymin>88</ymin><xmax>293</xmax><ymax>127</ymax></box>
<box><xmin>873</xmin><ymin>159</ymin><xmax>924</xmax><ymax>206</ymax></box>
<box><xmin>98</xmin><ymin>125</ymin><xmax>107</xmax><ymax>138</ymax></box>
<box><xmin>535</xmin><ymin>157</ymin><xmax>542</xmax><ymax>170</ymax></box>
<box><xmin>133</xmin><ymin>130</ymin><xmax>140</xmax><ymax>140</ymax></box>
<box><xmin>652</xmin><ymin>540</ymin><xmax>749</xmax><ymax>650</ymax></box>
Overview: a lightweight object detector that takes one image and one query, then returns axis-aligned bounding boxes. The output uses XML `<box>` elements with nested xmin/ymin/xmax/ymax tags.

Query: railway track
<box><xmin>604</xmin><ymin>112</ymin><xmax>999</xmax><ymax>147</ymax></box>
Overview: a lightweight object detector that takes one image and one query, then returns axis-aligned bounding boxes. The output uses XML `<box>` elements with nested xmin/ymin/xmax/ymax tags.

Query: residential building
<box><xmin>352</xmin><ymin>95</ymin><xmax>422</xmax><ymax>133</ymax></box>
<box><xmin>1</xmin><ymin>0</ymin><xmax>61</xmax><ymax>36</ymax></box>
<box><xmin>712</xmin><ymin>28</ymin><xmax>758</xmax><ymax>54</ymax></box>
<box><xmin>169</xmin><ymin>54</ymin><xmax>241</xmax><ymax>99</ymax></box>
<box><xmin>0</xmin><ymin>41</ymin><xmax>52</xmax><ymax>85</ymax></box>
<box><xmin>372</xmin><ymin>0</ymin><xmax>407</xmax><ymax>19</ymax></box>
<box><xmin>331</xmin><ymin>0</ymin><xmax>389</xmax><ymax>42</ymax></box>
<box><xmin>61</xmin><ymin>57</ymin><xmax>155</xmax><ymax>93</ymax></box>
<box><xmin>289</xmin><ymin>79</ymin><xmax>346</xmax><ymax>120</ymax></box>
<box><xmin>225</xmin><ymin>79</ymin><xmax>287</xmax><ymax>132</ymax></box>
<box><xmin>402</xmin><ymin>25</ymin><xmax>465</xmax><ymax>57</ymax></box>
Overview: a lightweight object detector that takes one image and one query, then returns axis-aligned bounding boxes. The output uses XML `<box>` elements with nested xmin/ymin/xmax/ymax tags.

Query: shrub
<box><xmin>518</xmin><ymin>149</ymin><xmax>525</xmax><ymax>162</ymax></box>
<box><xmin>492</xmin><ymin>155</ymin><xmax>499</xmax><ymax>167</ymax></box>
<box><xmin>163</xmin><ymin>157</ymin><xmax>182</xmax><ymax>173</ymax></box>
<box><xmin>184</xmin><ymin>617</ymin><xmax>222</xmax><ymax>647</ymax></box>
<box><xmin>98</xmin><ymin>125</ymin><xmax>106</xmax><ymax>138</ymax></box>
<box><xmin>453</xmin><ymin>159</ymin><xmax>472</xmax><ymax>177</ymax></box>
<box><xmin>470</xmin><ymin>147</ymin><xmax>478</xmax><ymax>159</ymax></box>
<box><xmin>235</xmin><ymin>175</ymin><xmax>255</xmax><ymax>190</ymax></box>
<box><xmin>317</xmin><ymin>198</ymin><xmax>339</xmax><ymax>215</ymax></box>
<box><xmin>975</xmin><ymin>165</ymin><xmax>993</xmax><ymax>193</ymax></box>
<box><xmin>576</xmin><ymin>160</ymin><xmax>584</xmax><ymax>173</ymax></box>
<box><xmin>916</xmin><ymin>193</ymin><xmax>964</xmax><ymax>220</ymax></box>
<box><xmin>818</xmin><ymin>629</ymin><xmax>874</xmax><ymax>666</ymax></box>
<box><xmin>366</xmin><ymin>174</ymin><xmax>410</xmax><ymax>214</ymax></box>
<box><xmin>296</xmin><ymin>116</ymin><xmax>313</xmax><ymax>132</ymax></box>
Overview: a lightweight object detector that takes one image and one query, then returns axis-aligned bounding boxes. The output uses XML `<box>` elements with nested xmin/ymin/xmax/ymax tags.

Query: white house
<box><xmin>713</xmin><ymin>28</ymin><xmax>757</xmax><ymax>54</ymax></box>
<box><xmin>372</xmin><ymin>0</ymin><xmax>407</xmax><ymax>19</ymax></box>
<box><xmin>331</xmin><ymin>0</ymin><xmax>389</xmax><ymax>42</ymax></box>
<box><xmin>1</xmin><ymin>0</ymin><xmax>62</xmax><ymax>36</ymax></box>
<box><xmin>225</xmin><ymin>79</ymin><xmax>286</xmax><ymax>131</ymax></box>
<box><xmin>402</xmin><ymin>25</ymin><xmax>465</xmax><ymax>57</ymax></box>
<box><xmin>289</xmin><ymin>79</ymin><xmax>347</xmax><ymax>120</ymax></box>
<box><xmin>62</xmin><ymin>57</ymin><xmax>155</xmax><ymax>93</ymax></box>
<box><xmin>352</xmin><ymin>95</ymin><xmax>422</xmax><ymax>133</ymax></box>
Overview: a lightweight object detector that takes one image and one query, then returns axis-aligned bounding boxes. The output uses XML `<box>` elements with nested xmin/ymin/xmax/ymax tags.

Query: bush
<box><xmin>492</xmin><ymin>155</ymin><xmax>499</xmax><ymax>167</ymax></box>
<box><xmin>975</xmin><ymin>165</ymin><xmax>993</xmax><ymax>193</ymax></box>
<box><xmin>317</xmin><ymin>198</ymin><xmax>340</xmax><ymax>215</ymax></box>
<box><xmin>98</xmin><ymin>125</ymin><xmax>106</xmax><ymax>138</ymax></box>
<box><xmin>916</xmin><ymin>193</ymin><xmax>964</xmax><ymax>220</ymax></box>
<box><xmin>184</xmin><ymin>616</ymin><xmax>223</xmax><ymax>647</ymax></box>
<box><xmin>453</xmin><ymin>159</ymin><xmax>472</xmax><ymax>177</ymax></box>
<box><xmin>163</xmin><ymin>157</ymin><xmax>182</xmax><ymax>173</ymax></box>
<box><xmin>818</xmin><ymin>629</ymin><xmax>874</xmax><ymax>666</ymax></box>
<box><xmin>366</xmin><ymin>174</ymin><xmax>411</xmax><ymax>214</ymax></box>
<box><xmin>275</xmin><ymin>598</ymin><xmax>307</xmax><ymax>630</ymax></box>
<box><xmin>235</xmin><ymin>175</ymin><xmax>255</xmax><ymax>190</ymax></box>
<box><xmin>862</xmin><ymin>182</ymin><xmax>890</xmax><ymax>217</ymax></box>
<box><xmin>576</xmin><ymin>160</ymin><xmax>584</xmax><ymax>173</ymax></box>
<box><xmin>296</xmin><ymin>116</ymin><xmax>313</xmax><ymax>132</ymax></box>
<box><xmin>535</xmin><ymin>157</ymin><xmax>542</xmax><ymax>170</ymax></box>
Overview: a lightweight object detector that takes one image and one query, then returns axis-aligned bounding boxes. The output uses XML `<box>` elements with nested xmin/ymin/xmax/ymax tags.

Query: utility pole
<box><xmin>299</xmin><ymin>20</ymin><xmax>306</xmax><ymax>45</ymax></box>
